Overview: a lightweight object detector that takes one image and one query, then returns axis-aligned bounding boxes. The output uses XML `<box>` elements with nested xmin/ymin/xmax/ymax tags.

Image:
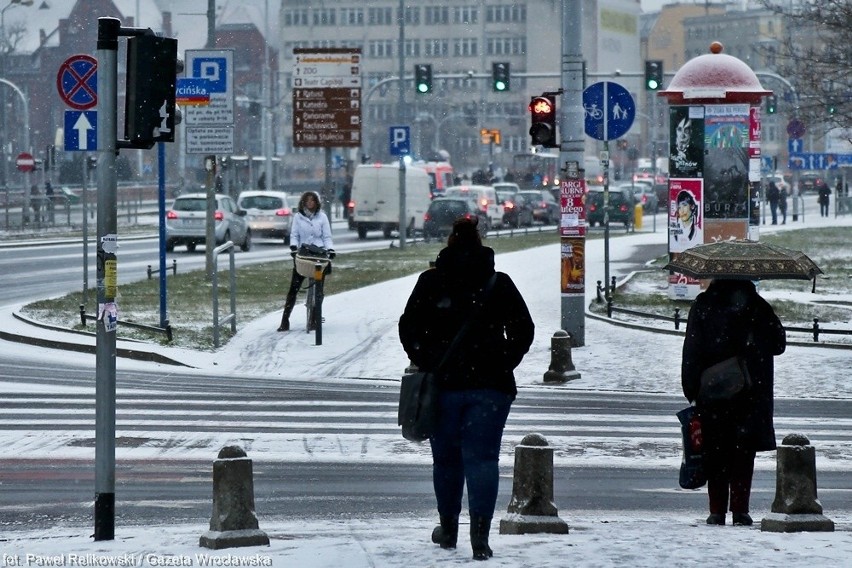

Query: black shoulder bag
<box><xmin>398</xmin><ymin>273</ymin><xmax>498</xmax><ymax>442</ymax></box>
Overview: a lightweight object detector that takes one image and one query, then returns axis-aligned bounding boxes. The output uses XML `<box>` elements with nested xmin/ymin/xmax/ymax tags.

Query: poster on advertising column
<box><xmin>668</xmin><ymin>178</ymin><xmax>703</xmax><ymax>252</ymax></box>
<box><xmin>703</xmin><ymin>104</ymin><xmax>751</xmax><ymax>220</ymax></box>
<box><xmin>669</xmin><ymin>106</ymin><xmax>704</xmax><ymax>178</ymax></box>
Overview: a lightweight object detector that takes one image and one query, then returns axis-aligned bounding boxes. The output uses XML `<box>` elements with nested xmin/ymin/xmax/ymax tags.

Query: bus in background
<box><xmin>510</xmin><ymin>152</ymin><xmax>604</xmax><ymax>190</ymax></box>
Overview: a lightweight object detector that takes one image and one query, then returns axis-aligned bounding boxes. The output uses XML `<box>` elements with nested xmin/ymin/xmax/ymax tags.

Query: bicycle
<box><xmin>294</xmin><ymin>252</ymin><xmax>331</xmax><ymax>345</ymax></box>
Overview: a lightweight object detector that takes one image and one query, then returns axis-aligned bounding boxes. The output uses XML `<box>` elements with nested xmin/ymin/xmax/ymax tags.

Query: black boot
<box><xmin>277</xmin><ymin>297</ymin><xmax>295</xmax><ymax>331</ymax></box>
<box><xmin>431</xmin><ymin>515</ymin><xmax>458</xmax><ymax>549</ymax></box>
<box><xmin>470</xmin><ymin>515</ymin><xmax>493</xmax><ymax>560</ymax></box>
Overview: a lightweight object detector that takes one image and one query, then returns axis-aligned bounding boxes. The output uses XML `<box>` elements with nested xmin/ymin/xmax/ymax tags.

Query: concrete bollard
<box><xmin>543</xmin><ymin>330</ymin><xmax>581</xmax><ymax>384</ymax></box>
<box><xmin>199</xmin><ymin>445</ymin><xmax>270</xmax><ymax>549</ymax></box>
<box><xmin>760</xmin><ymin>434</ymin><xmax>835</xmax><ymax>533</ymax></box>
<box><xmin>499</xmin><ymin>433</ymin><xmax>569</xmax><ymax>535</ymax></box>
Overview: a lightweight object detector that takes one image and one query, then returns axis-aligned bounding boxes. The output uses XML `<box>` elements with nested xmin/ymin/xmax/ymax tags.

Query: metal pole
<box><xmin>82</xmin><ymin>154</ymin><xmax>89</xmax><ymax>306</ymax></box>
<box><xmin>205</xmin><ymin>155</ymin><xmax>215</xmax><ymax>279</ymax></box>
<box><xmin>397</xmin><ymin>0</ymin><xmax>406</xmax><ymax>249</ymax></box>
<box><xmin>262</xmin><ymin>0</ymin><xmax>272</xmax><ymax>190</ymax></box>
<box><xmin>158</xmin><ymin>142</ymin><xmax>167</xmax><ymax>328</ymax></box>
<box><xmin>94</xmin><ymin>16</ymin><xmax>119</xmax><ymax>541</ymax></box>
<box><xmin>560</xmin><ymin>0</ymin><xmax>585</xmax><ymax>346</ymax></box>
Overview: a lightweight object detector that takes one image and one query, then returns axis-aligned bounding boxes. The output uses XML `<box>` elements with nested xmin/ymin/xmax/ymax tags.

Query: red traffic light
<box><xmin>529</xmin><ymin>97</ymin><xmax>554</xmax><ymax>115</ymax></box>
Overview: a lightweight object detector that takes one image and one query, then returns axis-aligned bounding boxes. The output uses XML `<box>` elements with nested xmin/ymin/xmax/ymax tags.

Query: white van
<box><xmin>444</xmin><ymin>184</ymin><xmax>503</xmax><ymax>229</ymax></box>
<box><xmin>350</xmin><ymin>163</ymin><xmax>433</xmax><ymax>239</ymax></box>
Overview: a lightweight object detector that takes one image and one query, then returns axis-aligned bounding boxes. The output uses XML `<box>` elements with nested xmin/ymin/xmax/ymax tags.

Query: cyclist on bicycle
<box><xmin>278</xmin><ymin>191</ymin><xmax>335</xmax><ymax>331</ymax></box>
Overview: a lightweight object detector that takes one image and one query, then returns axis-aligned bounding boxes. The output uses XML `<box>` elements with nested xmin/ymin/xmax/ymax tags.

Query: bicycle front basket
<box><xmin>294</xmin><ymin>255</ymin><xmax>329</xmax><ymax>278</ymax></box>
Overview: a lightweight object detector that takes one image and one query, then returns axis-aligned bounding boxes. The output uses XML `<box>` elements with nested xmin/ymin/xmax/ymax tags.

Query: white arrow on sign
<box><xmin>73</xmin><ymin>112</ymin><xmax>94</xmax><ymax>150</ymax></box>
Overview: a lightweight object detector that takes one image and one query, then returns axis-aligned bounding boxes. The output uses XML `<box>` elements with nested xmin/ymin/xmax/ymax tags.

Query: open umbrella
<box><xmin>662</xmin><ymin>239</ymin><xmax>823</xmax><ymax>281</ymax></box>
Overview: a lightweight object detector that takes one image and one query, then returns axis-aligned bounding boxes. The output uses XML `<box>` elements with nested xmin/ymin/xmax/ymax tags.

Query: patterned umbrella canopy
<box><xmin>663</xmin><ymin>239</ymin><xmax>823</xmax><ymax>280</ymax></box>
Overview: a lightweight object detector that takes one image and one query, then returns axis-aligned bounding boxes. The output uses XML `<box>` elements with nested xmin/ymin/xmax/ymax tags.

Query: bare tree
<box><xmin>0</xmin><ymin>21</ymin><xmax>27</xmax><ymax>55</ymax></box>
<box><xmin>760</xmin><ymin>0</ymin><xmax>850</xmax><ymax>139</ymax></box>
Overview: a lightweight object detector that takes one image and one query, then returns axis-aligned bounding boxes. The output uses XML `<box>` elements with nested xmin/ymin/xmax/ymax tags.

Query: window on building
<box><xmin>313</xmin><ymin>8</ymin><xmax>336</xmax><ymax>26</ymax></box>
<box><xmin>368</xmin><ymin>7</ymin><xmax>393</xmax><ymax>25</ymax></box>
<box><xmin>453</xmin><ymin>6</ymin><xmax>478</xmax><ymax>24</ymax></box>
<box><xmin>398</xmin><ymin>6</ymin><xmax>420</xmax><ymax>25</ymax></box>
<box><xmin>369</xmin><ymin>40</ymin><xmax>395</xmax><ymax>58</ymax></box>
<box><xmin>283</xmin><ymin>9</ymin><xmax>309</xmax><ymax>27</ymax></box>
<box><xmin>404</xmin><ymin>39</ymin><xmax>421</xmax><ymax>58</ymax></box>
<box><xmin>487</xmin><ymin>37</ymin><xmax>526</xmax><ymax>56</ymax></box>
<box><xmin>454</xmin><ymin>38</ymin><xmax>478</xmax><ymax>57</ymax></box>
<box><xmin>424</xmin><ymin>39</ymin><xmax>449</xmax><ymax>57</ymax></box>
<box><xmin>486</xmin><ymin>4</ymin><xmax>526</xmax><ymax>23</ymax></box>
<box><xmin>340</xmin><ymin>8</ymin><xmax>364</xmax><ymax>26</ymax></box>
<box><xmin>425</xmin><ymin>6</ymin><xmax>449</xmax><ymax>25</ymax></box>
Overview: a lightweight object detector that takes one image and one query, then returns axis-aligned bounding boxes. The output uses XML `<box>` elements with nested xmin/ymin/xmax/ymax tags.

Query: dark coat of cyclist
<box><xmin>278</xmin><ymin>192</ymin><xmax>335</xmax><ymax>331</ymax></box>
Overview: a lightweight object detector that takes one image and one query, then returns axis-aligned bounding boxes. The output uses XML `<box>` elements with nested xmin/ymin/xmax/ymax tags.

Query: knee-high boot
<box><xmin>278</xmin><ymin>295</ymin><xmax>296</xmax><ymax>331</ymax></box>
<box><xmin>431</xmin><ymin>515</ymin><xmax>458</xmax><ymax>549</ymax></box>
<box><xmin>470</xmin><ymin>515</ymin><xmax>493</xmax><ymax>560</ymax></box>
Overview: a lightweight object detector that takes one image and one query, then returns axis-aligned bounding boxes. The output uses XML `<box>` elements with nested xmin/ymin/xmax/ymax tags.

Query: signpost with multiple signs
<box><xmin>292</xmin><ymin>48</ymin><xmax>362</xmax><ymax>148</ymax></box>
<box><xmin>183</xmin><ymin>49</ymin><xmax>235</xmax><ymax>155</ymax></box>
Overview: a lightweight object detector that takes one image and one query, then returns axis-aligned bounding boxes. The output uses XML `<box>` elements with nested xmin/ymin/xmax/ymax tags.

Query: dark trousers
<box><xmin>430</xmin><ymin>389</ymin><xmax>512</xmax><ymax>519</ymax></box>
<box><xmin>820</xmin><ymin>201</ymin><xmax>829</xmax><ymax>217</ymax></box>
<box><xmin>769</xmin><ymin>201</ymin><xmax>778</xmax><ymax>224</ymax></box>
<box><xmin>706</xmin><ymin>447</ymin><xmax>756</xmax><ymax>514</ymax></box>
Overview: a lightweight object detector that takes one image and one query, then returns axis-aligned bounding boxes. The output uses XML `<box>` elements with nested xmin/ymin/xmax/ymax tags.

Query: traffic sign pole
<box><xmin>94</xmin><ymin>16</ymin><xmax>119</xmax><ymax>542</ymax></box>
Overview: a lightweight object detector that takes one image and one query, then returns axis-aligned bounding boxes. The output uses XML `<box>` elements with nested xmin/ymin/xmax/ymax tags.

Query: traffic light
<box><xmin>529</xmin><ymin>95</ymin><xmax>557</xmax><ymax>148</ymax></box>
<box><xmin>414</xmin><ymin>64</ymin><xmax>432</xmax><ymax>94</ymax></box>
<box><xmin>827</xmin><ymin>100</ymin><xmax>837</xmax><ymax>115</ymax></box>
<box><xmin>766</xmin><ymin>95</ymin><xmax>777</xmax><ymax>114</ymax></box>
<box><xmin>124</xmin><ymin>32</ymin><xmax>183</xmax><ymax>148</ymax></box>
<box><xmin>644</xmin><ymin>60</ymin><xmax>663</xmax><ymax>91</ymax></box>
<box><xmin>492</xmin><ymin>62</ymin><xmax>510</xmax><ymax>92</ymax></box>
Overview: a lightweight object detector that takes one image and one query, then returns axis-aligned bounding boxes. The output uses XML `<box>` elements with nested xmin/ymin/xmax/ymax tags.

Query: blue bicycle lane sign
<box><xmin>583</xmin><ymin>81</ymin><xmax>635</xmax><ymax>141</ymax></box>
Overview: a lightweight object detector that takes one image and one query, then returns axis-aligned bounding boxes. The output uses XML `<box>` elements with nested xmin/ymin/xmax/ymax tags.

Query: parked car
<box><xmin>585</xmin><ymin>186</ymin><xmax>636</xmax><ymax>228</ymax></box>
<box><xmin>165</xmin><ymin>193</ymin><xmax>251</xmax><ymax>252</ymax></box>
<box><xmin>500</xmin><ymin>192</ymin><xmax>535</xmax><ymax>228</ymax></box>
<box><xmin>764</xmin><ymin>173</ymin><xmax>790</xmax><ymax>196</ymax></box>
<box><xmin>517</xmin><ymin>190</ymin><xmax>560</xmax><ymax>224</ymax></box>
<box><xmin>615</xmin><ymin>182</ymin><xmax>658</xmax><ymax>214</ymax></box>
<box><xmin>236</xmin><ymin>190</ymin><xmax>295</xmax><ymax>243</ymax></box>
<box><xmin>444</xmin><ymin>184</ymin><xmax>503</xmax><ymax>229</ymax></box>
<box><xmin>422</xmin><ymin>197</ymin><xmax>488</xmax><ymax>241</ymax></box>
<box><xmin>798</xmin><ymin>172</ymin><xmax>826</xmax><ymax>194</ymax></box>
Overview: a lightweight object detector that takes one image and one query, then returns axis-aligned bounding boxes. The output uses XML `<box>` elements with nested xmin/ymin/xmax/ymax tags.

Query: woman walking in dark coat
<box><xmin>399</xmin><ymin>218</ymin><xmax>534</xmax><ymax>560</ymax></box>
<box><xmin>681</xmin><ymin>279</ymin><xmax>786</xmax><ymax>526</ymax></box>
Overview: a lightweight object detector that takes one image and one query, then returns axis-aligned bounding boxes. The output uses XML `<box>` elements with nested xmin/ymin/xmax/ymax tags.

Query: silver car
<box><xmin>236</xmin><ymin>190</ymin><xmax>295</xmax><ymax>243</ymax></box>
<box><xmin>165</xmin><ymin>193</ymin><xmax>251</xmax><ymax>252</ymax></box>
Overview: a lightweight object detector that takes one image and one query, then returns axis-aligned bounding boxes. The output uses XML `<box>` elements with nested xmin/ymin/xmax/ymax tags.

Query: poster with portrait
<box><xmin>669</xmin><ymin>106</ymin><xmax>704</xmax><ymax>178</ymax></box>
<box><xmin>668</xmin><ymin>178</ymin><xmax>704</xmax><ymax>253</ymax></box>
<box><xmin>560</xmin><ymin>237</ymin><xmax>585</xmax><ymax>296</ymax></box>
<box><xmin>703</xmin><ymin>104</ymin><xmax>750</xmax><ymax>219</ymax></box>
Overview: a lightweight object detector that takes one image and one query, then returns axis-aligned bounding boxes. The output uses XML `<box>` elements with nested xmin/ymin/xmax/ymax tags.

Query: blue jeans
<box><xmin>430</xmin><ymin>388</ymin><xmax>513</xmax><ymax>519</ymax></box>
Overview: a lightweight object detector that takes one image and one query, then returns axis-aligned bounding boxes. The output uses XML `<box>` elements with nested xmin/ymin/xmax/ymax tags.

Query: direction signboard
<box><xmin>292</xmin><ymin>48</ymin><xmax>362</xmax><ymax>148</ymax></box>
<box><xmin>64</xmin><ymin>110</ymin><xmax>97</xmax><ymax>151</ymax></box>
<box><xmin>788</xmin><ymin>152</ymin><xmax>852</xmax><ymax>170</ymax></box>
<box><xmin>56</xmin><ymin>54</ymin><xmax>98</xmax><ymax>110</ymax></box>
<box><xmin>582</xmin><ymin>81</ymin><xmax>635</xmax><ymax>141</ymax></box>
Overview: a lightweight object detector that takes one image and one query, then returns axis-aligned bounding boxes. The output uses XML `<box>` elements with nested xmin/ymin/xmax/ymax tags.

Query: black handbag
<box><xmin>698</xmin><ymin>356</ymin><xmax>751</xmax><ymax>403</ymax></box>
<box><xmin>676</xmin><ymin>405</ymin><xmax>706</xmax><ymax>489</ymax></box>
<box><xmin>398</xmin><ymin>273</ymin><xmax>498</xmax><ymax>442</ymax></box>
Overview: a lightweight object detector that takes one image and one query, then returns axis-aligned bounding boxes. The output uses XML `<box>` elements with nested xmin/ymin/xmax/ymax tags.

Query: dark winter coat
<box><xmin>681</xmin><ymin>280</ymin><xmax>786</xmax><ymax>453</ymax></box>
<box><xmin>398</xmin><ymin>244</ymin><xmax>534</xmax><ymax>399</ymax></box>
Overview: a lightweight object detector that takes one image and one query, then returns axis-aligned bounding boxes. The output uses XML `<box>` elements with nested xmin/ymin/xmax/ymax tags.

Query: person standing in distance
<box><xmin>399</xmin><ymin>217</ymin><xmax>534</xmax><ymax>561</ymax></box>
<box><xmin>278</xmin><ymin>191</ymin><xmax>335</xmax><ymax>331</ymax></box>
<box><xmin>681</xmin><ymin>279</ymin><xmax>786</xmax><ymax>526</ymax></box>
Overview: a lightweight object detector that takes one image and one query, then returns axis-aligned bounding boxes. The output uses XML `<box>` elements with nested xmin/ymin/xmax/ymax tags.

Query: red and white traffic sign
<box><xmin>15</xmin><ymin>152</ymin><xmax>35</xmax><ymax>172</ymax></box>
<box><xmin>56</xmin><ymin>54</ymin><xmax>98</xmax><ymax>110</ymax></box>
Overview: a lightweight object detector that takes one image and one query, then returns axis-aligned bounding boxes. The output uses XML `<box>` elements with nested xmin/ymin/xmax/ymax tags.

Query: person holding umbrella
<box><xmin>681</xmin><ymin>278</ymin><xmax>786</xmax><ymax>526</ymax></box>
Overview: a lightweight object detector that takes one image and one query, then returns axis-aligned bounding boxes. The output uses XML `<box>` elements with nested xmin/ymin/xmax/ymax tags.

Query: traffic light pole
<box><xmin>95</xmin><ymin>16</ymin><xmax>120</xmax><ymax>542</ymax></box>
<box><xmin>560</xmin><ymin>0</ymin><xmax>586</xmax><ymax>347</ymax></box>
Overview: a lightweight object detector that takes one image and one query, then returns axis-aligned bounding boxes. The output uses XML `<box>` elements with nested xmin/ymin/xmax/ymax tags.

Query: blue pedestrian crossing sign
<box><xmin>389</xmin><ymin>126</ymin><xmax>410</xmax><ymax>156</ymax></box>
<box><xmin>583</xmin><ymin>81</ymin><xmax>635</xmax><ymax>141</ymax></box>
<box><xmin>64</xmin><ymin>110</ymin><xmax>97</xmax><ymax>151</ymax></box>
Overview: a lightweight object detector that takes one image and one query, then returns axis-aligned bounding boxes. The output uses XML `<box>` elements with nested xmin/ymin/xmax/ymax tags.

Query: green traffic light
<box><xmin>647</xmin><ymin>79</ymin><xmax>658</xmax><ymax>90</ymax></box>
<box><xmin>418</xmin><ymin>83</ymin><xmax>429</xmax><ymax>94</ymax></box>
<box><xmin>495</xmin><ymin>80</ymin><xmax>506</xmax><ymax>91</ymax></box>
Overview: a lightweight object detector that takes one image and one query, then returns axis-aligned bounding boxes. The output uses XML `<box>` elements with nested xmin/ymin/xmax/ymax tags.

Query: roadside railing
<box><xmin>212</xmin><ymin>241</ymin><xmax>237</xmax><ymax>348</ymax></box>
<box><xmin>595</xmin><ymin>280</ymin><xmax>852</xmax><ymax>345</ymax></box>
<box><xmin>79</xmin><ymin>304</ymin><xmax>173</xmax><ymax>341</ymax></box>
